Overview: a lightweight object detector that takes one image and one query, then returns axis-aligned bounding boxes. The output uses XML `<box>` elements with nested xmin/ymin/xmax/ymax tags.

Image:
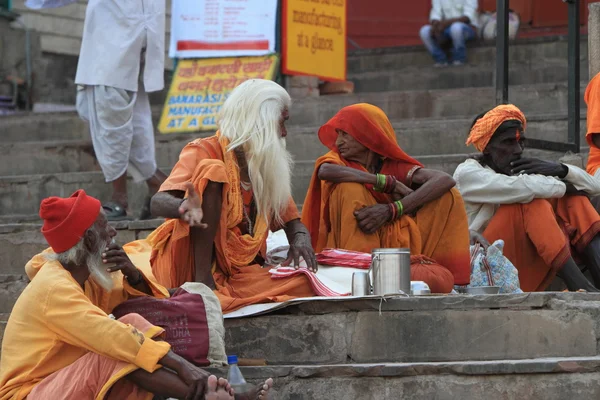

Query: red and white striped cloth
<box><xmin>269</xmin><ymin>248</ymin><xmax>373</xmax><ymax>297</ymax></box>
<box><xmin>316</xmin><ymin>248</ymin><xmax>371</xmax><ymax>269</ymax></box>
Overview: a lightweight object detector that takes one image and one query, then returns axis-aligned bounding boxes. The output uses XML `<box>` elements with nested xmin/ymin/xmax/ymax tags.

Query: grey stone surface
<box><xmin>350</xmin><ymin>310</ymin><xmax>596</xmax><ymax>363</ymax></box>
<box><xmin>0</xmin><ymin>275</ymin><xmax>27</xmax><ymax>314</ymax></box>
<box><xmin>589</xmin><ymin>3</ymin><xmax>600</xmax><ymax>79</ymax></box>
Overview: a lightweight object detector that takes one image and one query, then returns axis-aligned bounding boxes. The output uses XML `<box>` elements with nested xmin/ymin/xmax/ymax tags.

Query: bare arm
<box><xmin>317</xmin><ymin>163</ymin><xmax>378</xmax><ymax>185</ymax></box>
<box><xmin>191</xmin><ymin>182</ymin><xmax>222</xmax><ymax>288</ymax></box>
<box><xmin>401</xmin><ymin>168</ymin><xmax>456</xmax><ymax>215</ymax></box>
<box><xmin>151</xmin><ymin>190</ymin><xmax>185</xmax><ymax>219</ymax></box>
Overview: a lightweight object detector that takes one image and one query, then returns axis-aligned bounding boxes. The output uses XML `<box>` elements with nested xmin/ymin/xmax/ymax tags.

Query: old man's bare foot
<box><xmin>205</xmin><ymin>375</ymin><xmax>234</xmax><ymax>400</ymax></box>
<box><xmin>234</xmin><ymin>378</ymin><xmax>274</xmax><ymax>400</ymax></box>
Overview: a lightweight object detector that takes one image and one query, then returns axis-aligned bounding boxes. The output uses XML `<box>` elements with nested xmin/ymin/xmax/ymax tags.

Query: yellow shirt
<box><xmin>0</xmin><ymin>241</ymin><xmax>171</xmax><ymax>400</ymax></box>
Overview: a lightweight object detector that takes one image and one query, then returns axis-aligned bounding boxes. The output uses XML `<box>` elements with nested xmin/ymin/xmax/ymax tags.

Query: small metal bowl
<box><xmin>411</xmin><ymin>281</ymin><xmax>431</xmax><ymax>295</ymax></box>
<box><xmin>464</xmin><ymin>286</ymin><xmax>501</xmax><ymax>295</ymax></box>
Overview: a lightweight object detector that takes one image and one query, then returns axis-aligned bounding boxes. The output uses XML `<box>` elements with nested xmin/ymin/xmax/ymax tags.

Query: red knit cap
<box><xmin>39</xmin><ymin>189</ymin><xmax>102</xmax><ymax>253</ymax></box>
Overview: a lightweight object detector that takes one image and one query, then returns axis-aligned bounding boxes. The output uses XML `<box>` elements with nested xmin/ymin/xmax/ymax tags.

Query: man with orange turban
<box><xmin>301</xmin><ymin>103</ymin><xmax>472</xmax><ymax>294</ymax></box>
<box><xmin>455</xmin><ymin>104</ymin><xmax>600</xmax><ymax>292</ymax></box>
<box><xmin>149</xmin><ymin>79</ymin><xmax>316</xmax><ymax>314</ymax></box>
<box><xmin>0</xmin><ymin>190</ymin><xmax>238</xmax><ymax>400</ymax></box>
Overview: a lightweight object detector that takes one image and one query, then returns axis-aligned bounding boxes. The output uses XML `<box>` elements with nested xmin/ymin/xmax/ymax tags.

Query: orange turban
<box><xmin>466</xmin><ymin>104</ymin><xmax>527</xmax><ymax>152</ymax></box>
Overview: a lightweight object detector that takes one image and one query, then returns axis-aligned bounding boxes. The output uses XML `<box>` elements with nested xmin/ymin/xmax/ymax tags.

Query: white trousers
<box><xmin>76</xmin><ymin>83</ymin><xmax>157</xmax><ymax>183</ymax></box>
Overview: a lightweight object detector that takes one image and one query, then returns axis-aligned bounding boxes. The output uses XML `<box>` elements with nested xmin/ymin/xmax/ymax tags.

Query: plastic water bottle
<box><xmin>227</xmin><ymin>355</ymin><xmax>250</xmax><ymax>394</ymax></box>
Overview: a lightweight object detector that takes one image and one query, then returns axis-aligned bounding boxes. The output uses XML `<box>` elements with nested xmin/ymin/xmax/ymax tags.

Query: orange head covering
<box><xmin>585</xmin><ymin>73</ymin><xmax>600</xmax><ymax>174</ymax></box>
<box><xmin>318</xmin><ymin>103</ymin><xmax>423</xmax><ymax>166</ymax></box>
<box><xmin>466</xmin><ymin>104</ymin><xmax>527</xmax><ymax>152</ymax></box>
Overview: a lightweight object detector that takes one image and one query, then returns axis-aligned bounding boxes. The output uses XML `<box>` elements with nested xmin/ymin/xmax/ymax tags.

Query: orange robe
<box><xmin>301</xmin><ymin>104</ymin><xmax>471</xmax><ymax>292</ymax></box>
<box><xmin>483</xmin><ymin>196</ymin><xmax>600</xmax><ymax>292</ymax></box>
<box><xmin>585</xmin><ymin>72</ymin><xmax>600</xmax><ymax>175</ymax></box>
<box><xmin>148</xmin><ymin>135</ymin><xmax>314</xmax><ymax>313</ymax></box>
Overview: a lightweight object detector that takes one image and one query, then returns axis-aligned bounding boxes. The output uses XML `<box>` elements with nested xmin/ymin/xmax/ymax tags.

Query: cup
<box><xmin>352</xmin><ymin>272</ymin><xmax>371</xmax><ymax>296</ymax></box>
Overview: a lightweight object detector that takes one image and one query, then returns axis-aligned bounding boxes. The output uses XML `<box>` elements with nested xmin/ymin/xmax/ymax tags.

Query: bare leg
<box><xmin>111</xmin><ymin>172</ymin><xmax>129</xmax><ymax>208</ymax></box>
<box><xmin>125</xmin><ymin>367</ymin><xmax>190</xmax><ymax>398</ymax></box>
<box><xmin>557</xmin><ymin>257</ymin><xmax>599</xmax><ymax>292</ymax></box>
<box><xmin>583</xmin><ymin>235</ymin><xmax>600</xmax><ymax>287</ymax></box>
<box><xmin>146</xmin><ymin>168</ymin><xmax>168</xmax><ymax>195</ymax></box>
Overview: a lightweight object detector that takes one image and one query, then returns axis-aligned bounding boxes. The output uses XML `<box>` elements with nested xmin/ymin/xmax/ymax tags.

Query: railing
<box><xmin>496</xmin><ymin>0</ymin><xmax>581</xmax><ymax>153</ymax></box>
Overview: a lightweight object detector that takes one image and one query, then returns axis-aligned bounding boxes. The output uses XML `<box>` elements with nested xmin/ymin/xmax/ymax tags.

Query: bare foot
<box><xmin>234</xmin><ymin>378</ymin><xmax>274</xmax><ymax>400</ymax></box>
<box><xmin>205</xmin><ymin>375</ymin><xmax>233</xmax><ymax>400</ymax></box>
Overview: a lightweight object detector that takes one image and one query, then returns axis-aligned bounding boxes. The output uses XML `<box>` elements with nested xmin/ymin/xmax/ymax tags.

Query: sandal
<box><xmin>102</xmin><ymin>201</ymin><xmax>130</xmax><ymax>221</ymax></box>
<box><xmin>138</xmin><ymin>195</ymin><xmax>153</xmax><ymax>220</ymax></box>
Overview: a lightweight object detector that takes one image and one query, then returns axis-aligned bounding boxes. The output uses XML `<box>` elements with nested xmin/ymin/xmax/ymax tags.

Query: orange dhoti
<box><xmin>483</xmin><ymin>196</ymin><xmax>600</xmax><ymax>292</ymax></box>
<box><xmin>322</xmin><ymin>183</ymin><xmax>471</xmax><ymax>293</ymax></box>
<box><xmin>148</xmin><ymin>135</ymin><xmax>314</xmax><ymax>314</ymax></box>
<box><xmin>27</xmin><ymin>314</ymin><xmax>159</xmax><ymax>400</ymax></box>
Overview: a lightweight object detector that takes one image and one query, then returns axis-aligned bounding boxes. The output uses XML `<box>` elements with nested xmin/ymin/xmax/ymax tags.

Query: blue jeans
<box><xmin>419</xmin><ymin>22</ymin><xmax>476</xmax><ymax>63</ymax></box>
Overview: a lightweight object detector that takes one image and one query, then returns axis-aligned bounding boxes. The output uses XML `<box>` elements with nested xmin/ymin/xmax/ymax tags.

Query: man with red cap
<box><xmin>0</xmin><ymin>190</ymin><xmax>238</xmax><ymax>400</ymax></box>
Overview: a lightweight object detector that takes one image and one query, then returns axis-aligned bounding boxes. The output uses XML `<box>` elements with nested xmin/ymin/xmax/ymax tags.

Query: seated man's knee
<box><xmin>449</xmin><ymin>22</ymin><xmax>467</xmax><ymax>39</ymax></box>
<box><xmin>117</xmin><ymin>313</ymin><xmax>153</xmax><ymax>332</ymax></box>
<box><xmin>419</xmin><ymin>25</ymin><xmax>432</xmax><ymax>41</ymax></box>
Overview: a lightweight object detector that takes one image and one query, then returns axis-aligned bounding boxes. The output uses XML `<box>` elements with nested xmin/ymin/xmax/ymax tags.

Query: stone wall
<box><xmin>8</xmin><ymin>0</ymin><xmax>173</xmax><ymax>104</ymax></box>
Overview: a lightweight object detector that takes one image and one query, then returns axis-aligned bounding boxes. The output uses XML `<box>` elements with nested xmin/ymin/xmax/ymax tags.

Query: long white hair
<box><xmin>219</xmin><ymin>79</ymin><xmax>293</xmax><ymax>225</ymax></box>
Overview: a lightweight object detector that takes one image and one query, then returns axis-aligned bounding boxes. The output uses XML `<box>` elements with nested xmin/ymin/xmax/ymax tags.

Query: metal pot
<box><xmin>464</xmin><ymin>286</ymin><xmax>500</xmax><ymax>295</ymax></box>
<box><xmin>371</xmin><ymin>248</ymin><xmax>411</xmax><ymax>295</ymax></box>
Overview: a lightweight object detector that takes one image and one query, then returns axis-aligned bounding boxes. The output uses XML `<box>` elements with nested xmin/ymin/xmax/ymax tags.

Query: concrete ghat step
<box><xmin>208</xmin><ymin>357</ymin><xmax>600</xmax><ymax>399</ymax></box>
<box><xmin>0</xmin><ymin>82</ymin><xmax>589</xmax><ymax>144</ymax></box>
<box><xmin>347</xmin><ymin>35</ymin><xmax>588</xmax><ymax>73</ymax></box>
<box><xmin>349</xmin><ymin>60</ymin><xmax>589</xmax><ymax>93</ymax></box>
<box><xmin>0</xmin><ymin>220</ymin><xmax>163</xmax><ymax>276</ymax></box>
<box><xmin>0</xmin><ymin>113</ymin><xmax>588</xmax><ymax>176</ymax></box>
<box><xmin>223</xmin><ymin>293</ymin><xmax>600</xmax><ymax>365</ymax></box>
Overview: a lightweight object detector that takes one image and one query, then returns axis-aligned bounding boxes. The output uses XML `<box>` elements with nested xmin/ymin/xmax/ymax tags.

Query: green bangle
<box><xmin>374</xmin><ymin>173</ymin><xmax>386</xmax><ymax>192</ymax></box>
<box><xmin>395</xmin><ymin>200</ymin><xmax>404</xmax><ymax>216</ymax></box>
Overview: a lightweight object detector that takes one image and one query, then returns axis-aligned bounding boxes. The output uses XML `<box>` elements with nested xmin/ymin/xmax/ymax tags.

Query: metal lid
<box><xmin>372</xmin><ymin>248</ymin><xmax>410</xmax><ymax>254</ymax></box>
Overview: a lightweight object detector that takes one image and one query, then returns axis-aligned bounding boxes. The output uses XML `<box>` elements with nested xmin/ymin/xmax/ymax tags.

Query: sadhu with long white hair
<box><xmin>149</xmin><ymin>79</ymin><xmax>316</xmax><ymax>313</ymax></box>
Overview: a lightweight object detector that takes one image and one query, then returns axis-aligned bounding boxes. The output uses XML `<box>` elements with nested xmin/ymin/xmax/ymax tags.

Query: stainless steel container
<box><xmin>351</xmin><ymin>272</ymin><xmax>371</xmax><ymax>296</ymax></box>
<box><xmin>372</xmin><ymin>248</ymin><xmax>411</xmax><ymax>295</ymax></box>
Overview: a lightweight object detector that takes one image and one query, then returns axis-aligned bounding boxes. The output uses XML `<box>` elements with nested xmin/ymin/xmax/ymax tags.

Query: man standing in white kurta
<box><xmin>75</xmin><ymin>0</ymin><xmax>167</xmax><ymax>220</ymax></box>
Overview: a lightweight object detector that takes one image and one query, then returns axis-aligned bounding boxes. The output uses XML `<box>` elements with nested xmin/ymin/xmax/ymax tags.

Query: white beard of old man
<box><xmin>40</xmin><ymin>190</ymin><xmax>117</xmax><ymax>292</ymax></box>
<box><xmin>218</xmin><ymin>78</ymin><xmax>294</xmax><ymax>225</ymax></box>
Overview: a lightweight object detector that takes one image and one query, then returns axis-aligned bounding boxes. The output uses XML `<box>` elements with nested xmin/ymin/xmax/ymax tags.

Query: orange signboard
<box><xmin>282</xmin><ymin>0</ymin><xmax>347</xmax><ymax>81</ymax></box>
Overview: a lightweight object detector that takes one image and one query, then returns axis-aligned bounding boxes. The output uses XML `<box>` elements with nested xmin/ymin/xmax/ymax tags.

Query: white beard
<box><xmin>87</xmin><ymin>244</ymin><xmax>115</xmax><ymax>292</ymax></box>
<box><xmin>248</xmin><ymin>137</ymin><xmax>293</xmax><ymax>225</ymax></box>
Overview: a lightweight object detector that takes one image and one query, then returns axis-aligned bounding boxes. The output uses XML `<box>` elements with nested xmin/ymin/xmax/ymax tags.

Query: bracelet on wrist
<box><xmin>387</xmin><ymin>200</ymin><xmax>404</xmax><ymax>222</ymax></box>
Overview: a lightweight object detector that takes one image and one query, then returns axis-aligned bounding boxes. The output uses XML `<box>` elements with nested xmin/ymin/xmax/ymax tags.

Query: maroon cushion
<box><xmin>112</xmin><ymin>289</ymin><xmax>210</xmax><ymax>366</ymax></box>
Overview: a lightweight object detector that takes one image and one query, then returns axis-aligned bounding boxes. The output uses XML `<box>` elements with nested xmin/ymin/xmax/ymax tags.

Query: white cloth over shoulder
<box><xmin>75</xmin><ymin>0</ymin><xmax>165</xmax><ymax>92</ymax></box>
<box><xmin>430</xmin><ymin>0</ymin><xmax>480</xmax><ymax>27</ymax></box>
<box><xmin>25</xmin><ymin>0</ymin><xmax>77</xmax><ymax>9</ymax></box>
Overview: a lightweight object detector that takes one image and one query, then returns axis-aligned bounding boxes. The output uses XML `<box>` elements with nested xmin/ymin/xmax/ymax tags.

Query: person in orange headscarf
<box><xmin>301</xmin><ymin>103</ymin><xmax>471</xmax><ymax>293</ymax></box>
<box><xmin>149</xmin><ymin>79</ymin><xmax>316</xmax><ymax>314</ymax></box>
<box><xmin>584</xmin><ymin>72</ymin><xmax>600</xmax><ymax>212</ymax></box>
<box><xmin>455</xmin><ymin>104</ymin><xmax>600</xmax><ymax>292</ymax></box>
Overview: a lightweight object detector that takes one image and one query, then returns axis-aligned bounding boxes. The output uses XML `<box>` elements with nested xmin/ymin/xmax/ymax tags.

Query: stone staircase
<box><xmin>1</xmin><ymin>35</ymin><xmax>599</xmax><ymax>398</ymax></box>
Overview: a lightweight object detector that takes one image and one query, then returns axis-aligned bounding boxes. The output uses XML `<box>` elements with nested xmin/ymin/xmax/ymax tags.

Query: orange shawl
<box><xmin>585</xmin><ymin>72</ymin><xmax>600</xmax><ymax>175</ymax></box>
<box><xmin>301</xmin><ymin>103</ymin><xmax>423</xmax><ymax>250</ymax></box>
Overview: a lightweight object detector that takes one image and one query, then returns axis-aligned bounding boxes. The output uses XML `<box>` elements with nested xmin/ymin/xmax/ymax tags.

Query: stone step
<box><xmin>209</xmin><ymin>356</ymin><xmax>600</xmax><ymax>399</ymax></box>
<box><xmin>0</xmin><ymin>113</ymin><xmax>588</xmax><ymax>177</ymax></box>
<box><xmin>347</xmin><ymin>35</ymin><xmax>588</xmax><ymax>73</ymax></box>
<box><xmin>222</xmin><ymin>293</ymin><xmax>600</xmax><ymax>365</ymax></box>
<box><xmin>349</xmin><ymin>60</ymin><xmax>589</xmax><ymax>93</ymax></box>
<box><xmin>0</xmin><ymin>82</ymin><xmax>590</xmax><ymax>144</ymax></box>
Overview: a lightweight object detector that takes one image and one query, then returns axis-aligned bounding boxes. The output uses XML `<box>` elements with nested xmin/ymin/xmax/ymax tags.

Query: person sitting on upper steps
<box><xmin>300</xmin><ymin>103</ymin><xmax>472</xmax><ymax>294</ymax></box>
<box><xmin>454</xmin><ymin>104</ymin><xmax>600</xmax><ymax>292</ymax></box>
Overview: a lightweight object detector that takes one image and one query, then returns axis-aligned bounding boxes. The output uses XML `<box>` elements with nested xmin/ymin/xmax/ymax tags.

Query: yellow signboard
<box><xmin>282</xmin><ymin>0</ymin><xmax>346</xmax><ymax>81</ymax></box>
<box><xmin>158</xmin><ymin>55</ymin><xmax>279</xmax><ymax>134</ymax></box>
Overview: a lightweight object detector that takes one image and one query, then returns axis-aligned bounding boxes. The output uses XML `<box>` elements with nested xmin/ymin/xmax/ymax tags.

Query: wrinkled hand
<box><xmin>178</xmin><ymin>365</ymin><xmax>211</xmax><ymax>400</ymax></box>
<box><xmin>510</xmin><ymin>158</ymin><xmax>568</xmax><ymax>178</ymax></box>
<box><xmin>284</xmin><ymin>233</ymin><xmax>318</xmax><ymax>272</ymax></box>
<box><xmin>354</xmin><ymin>204</ymin><xmax>392</xmax><ymax>235</ymax></box>
<box><xmin>179</xmin><ymin>182</ymin><xmax>208</xmax><ymax>228</ymax></box>
<box><xmin>102</xmin><ymin>242</ymin><xmax>139</xmax><ymax>280</ymax></box>
<box><xmin>391</xmin><ymin>180</ymin><xmax>414</xmax><ymax>201</ymax></box>
<box><xmin>469</xmin><ymin>230</ymin><xmax>490</xmax><ymax>250</ymax></box>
